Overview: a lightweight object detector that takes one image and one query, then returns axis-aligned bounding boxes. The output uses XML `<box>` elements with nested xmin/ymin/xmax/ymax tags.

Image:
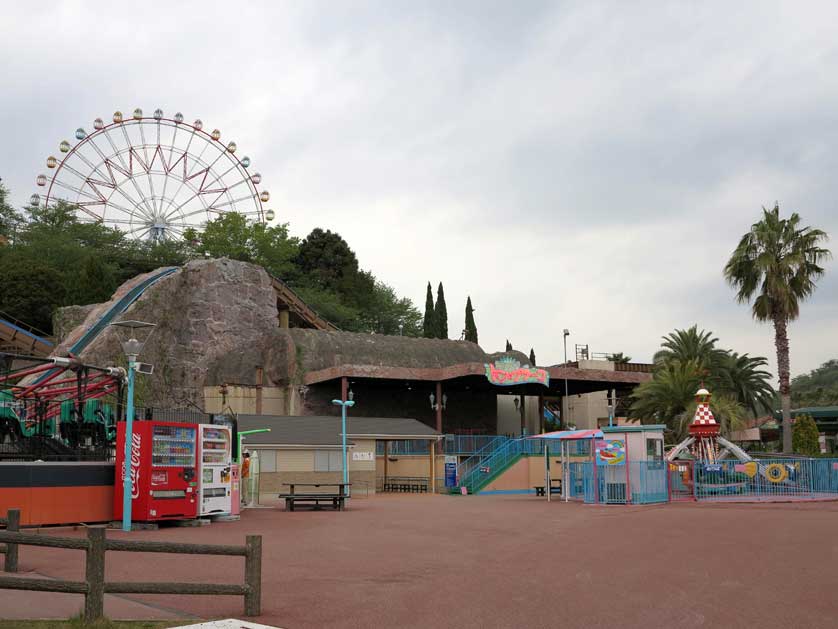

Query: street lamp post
<box><xmin>331</xmin><ymin>391</ymin><xmax>355</xmax><ymax>489</ymax></box>
<box><xmin>563</xmin><ymin>328</ymin><xmax>570</xmax><ymax>428</ymax></box>
<box><xmin>109</xmin><ymin>320</ymin><xmax>155</xmax><ymax>533</ymax></box>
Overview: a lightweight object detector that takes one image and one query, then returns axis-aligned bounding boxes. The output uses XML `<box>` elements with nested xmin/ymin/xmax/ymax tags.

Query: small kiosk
<box><xmin>531</xmin><ymin>424</ymin><xmax>667</xmax><ymax>505</ymax></box>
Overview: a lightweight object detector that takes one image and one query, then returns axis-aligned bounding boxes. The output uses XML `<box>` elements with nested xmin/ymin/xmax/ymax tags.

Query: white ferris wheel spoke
<box><xmin>40</xmin><ymin>112</ymin><xmax>267</xmax><ymax>241</ymax></box>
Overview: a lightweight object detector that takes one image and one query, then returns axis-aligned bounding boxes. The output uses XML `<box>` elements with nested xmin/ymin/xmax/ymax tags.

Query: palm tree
<box><xmin>724</xmin><ymin>204</ymin><xmax>831</xmax><ymax>452</ymax></box>
<box><xmin>606</xmin><ymin>352</ymin><xmax>632</xmax><ymax>363</ymax></box>
<box><xmin>715</xmin><ymin>352</ymin><xmax>774</xmax><ymax>417</ymax></box>
<box><xmin>630</xmin><ymin>359</ymin><xmax>703</xmax><ymax>426</ymax></box>
<box><xmin>653</xmin><ymin>326</ymin><xmax>727</xmax><ymax>370</ymax></box>
<box><xmin>632</xmin><ymin>327</ymin><xmax>775</xmax><ymax>435</ymax></box>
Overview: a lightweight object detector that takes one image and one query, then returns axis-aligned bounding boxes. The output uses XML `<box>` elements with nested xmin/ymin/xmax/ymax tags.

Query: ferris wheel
<box><xmin>31</xmin><ymin>107</ymin><xmax>274</xmax><ymax>241</ymax></box>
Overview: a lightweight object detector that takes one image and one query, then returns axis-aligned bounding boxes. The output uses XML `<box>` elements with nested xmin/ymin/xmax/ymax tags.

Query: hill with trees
<box><xmin>791</xmin><ymin>360</ymin><xmax>838</xmax><ymax>407</ymax></box>
<box><xmin>0</xmin><ymin>181</ymin><xmax>421</xmax><ymax>336</ymax></box>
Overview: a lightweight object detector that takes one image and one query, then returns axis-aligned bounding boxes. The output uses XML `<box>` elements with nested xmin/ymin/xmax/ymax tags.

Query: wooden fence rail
<box><xmin>0</xmin><ymin>509</ymin><xmax>261</xmax><ymax>622</ymax></box>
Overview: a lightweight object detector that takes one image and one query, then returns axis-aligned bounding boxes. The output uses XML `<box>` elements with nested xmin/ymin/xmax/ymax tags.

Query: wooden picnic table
<box><xmin>279</xmin><ymin>483</ymin><xmax>352</xmax><ymax>511</ymax></box>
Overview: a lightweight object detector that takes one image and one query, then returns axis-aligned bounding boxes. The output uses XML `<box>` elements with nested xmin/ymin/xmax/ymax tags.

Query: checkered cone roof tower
<box><xmin>690</xmin><ymin>388</ymin><xmax>718</xmax><ymax>431</ymax></box>
<box><xmin>689</xmin><ymin>387</ymin><xmax>720</xmax><ymax>462</ymax></box>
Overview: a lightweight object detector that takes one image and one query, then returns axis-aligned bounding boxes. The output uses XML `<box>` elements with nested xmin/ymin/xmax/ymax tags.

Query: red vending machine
<box><xmin>114</xmin><ymin>421</ymin><xmax>199</xmax><ymax>522</ymax></box>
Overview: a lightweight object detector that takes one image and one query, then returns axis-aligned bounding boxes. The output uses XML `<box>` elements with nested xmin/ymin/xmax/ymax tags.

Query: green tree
<box><xmin>505</xmin><ymin>340</ymin><xmax>512</xmax><ymax>351</ymax></box>
<box><xmin>791</xmin><ymin>359</ymin><xmax>838</xmax><ymax>406</ymax></box>
<box><xmin>724</xmin><ymin>204</ymin><xmax>831</xmax><ymax>452</ymax></box>
<box><xmin>0</xmin><ymin>181</ymin><xmax>22</xmax><ymax>241</ymax></box>
<box><xmin>361</xmin><ymin>282</ymin><xmax>423</xmax><ymax>336</ymax></box>
<box><xmin>715</xmin><ymin>352</ymin><xmax>775</xmax><ymax>416</ymax></box>
<box><xmin>631</xmin><ymin>327</ymin><xmax>775</xmax><ymax>436</ymax></box>
<box><xmin>464</xmin><ymin>296</ymin><xmax>478</xmax><ymax>343</ymax></box>
<box><xmin>423</xmin><ymin>282</ymin><xmax>436</xmax><ymax>338</ymax></box>
<box><xmin>187</xmin><ymin>212</ymin><xmax>299</xmax><ymax>278</ymax></box>
<box><xmin>0</xmin><ymin>260</ymin><xmax>67</xmax><ymax>332</ymax></box>
<box><xmin>653</xmin><ymin>326</ymin><xmax>727</xmax><ymax>369</ymax></box>
<box><xmin>434</xmin><ymin>283</ymin><xmax>448</xmax><ymax>339</ymax></box>
<box><xmin>792</xmin><ymin>413</ymin><xmax>820</xmax><ymax>456</ymax></box>
<box><xmin>295</xmin><ymin>228</ymin><xmax>359</xmax><ymax>292</ymax></box>
<box><xmin>607</xmin><ymin>352</ymin><xmax>632</xmax><ymax>363</ymax></box>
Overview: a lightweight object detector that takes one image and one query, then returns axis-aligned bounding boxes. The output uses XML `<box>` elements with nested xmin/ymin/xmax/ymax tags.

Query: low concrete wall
<box><xmin>258</xmin><ymin>469</ymin><xmax>376</xmax><ymax>497</ymax></box>
<box><xmin>0</xmin><ymin>462</ymin><xmax>115</xmax><ymax>526</ymax></box>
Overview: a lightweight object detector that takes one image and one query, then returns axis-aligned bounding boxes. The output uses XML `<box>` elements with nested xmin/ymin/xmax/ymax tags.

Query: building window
<box><xmin>646</xmin><ymin>439</ymin><xmax>663</xmax><ymax>461</ymax></box>
<box><xmin>314</xmin><ymin>450</ymin><xmax>343</xmax><ymax>472</ymax></box>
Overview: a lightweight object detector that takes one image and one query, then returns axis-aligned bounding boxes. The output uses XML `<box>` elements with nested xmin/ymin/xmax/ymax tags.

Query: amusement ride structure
<box><xmin>31</xmin><ymin>108</ymin><xmax>274</xmax><ymax>241</ymax></box>
<box><xmin>0</xmin><ymin>354</ymin><xmax>123</xmax><ymax>459</ymax></box>
<box><xmin>667</xmin><ymin>387</ymin><xmax>753</xmax><ymax>464</ymax></box>
<box><xmin>667</xmin><ymin>387</ymin><xmax>807</xmax><ymax>494</ymax></box>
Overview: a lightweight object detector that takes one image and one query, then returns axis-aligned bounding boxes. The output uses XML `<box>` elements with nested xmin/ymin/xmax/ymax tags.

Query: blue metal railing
<box><xmin>566</xmin><ymin>461</ymin><xmax>669</xmax><ymax>505</ymax></box>
<box><xmin>458</xmin><ymin>438</ymin><xmax>528</xmax><ymax>493</ymax></box>
<box><xmin>375</xmin><ymin>434</ymin><xmax>510</xmax><ymax>457</ymax></box>
<box><xmin>693</xmin><ymin>457</ymin><xmax>838</xmax><ymax>501</ymax></box>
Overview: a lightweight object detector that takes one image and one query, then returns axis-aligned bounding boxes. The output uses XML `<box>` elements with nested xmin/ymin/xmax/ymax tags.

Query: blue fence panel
<box><xmin>694</xmin><ymin>457</ymin><xmax>838</xmax><ymax>501</ymax></box>
<box><xmin>632</xmin><ymin>461</ymin><xmax>669</xmax><ymax>504</ymax></box>
<box><xmin>567</xmin><ymin>461</ymin><xmax>668</xmax><ymax>505</ymax></box>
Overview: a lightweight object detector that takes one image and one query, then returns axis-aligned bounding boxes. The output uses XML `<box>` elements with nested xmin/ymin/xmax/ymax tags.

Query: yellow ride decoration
<box><xmin>765</xmin><ymin>463</ymin><xmax>788</xmax><ymax>483</ymax></box>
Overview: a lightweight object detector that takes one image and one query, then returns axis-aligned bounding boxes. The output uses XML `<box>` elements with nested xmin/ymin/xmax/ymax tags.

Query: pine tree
<box><xmin>529</xmin><ymin>348</ymin><xmax>536</xmax><ymax>366</ymax></box>
<box><xmin>434</xmin><ymin>282</ymin><xmax>448</xmax><ymax>339</ymax></box>
<box><xmin>422</xmin><ymin>282</ymin><xmax>436</xmax><ymax>338</ymax></box>
<box><xmin>506</xmin><ymin>340</ymin><xmax>512</xmax><ymax>351</ymax></box>
<box><xmin>464</xmin><ymin>296</ymin><xmax>478</xmax><ymax>343</ymax></box>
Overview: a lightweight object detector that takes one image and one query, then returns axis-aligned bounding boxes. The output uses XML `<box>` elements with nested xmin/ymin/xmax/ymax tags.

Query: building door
<box><xmin>668</xmin><ymin>461</ymin><xmax>694</xmax><ymax>501</ymax></box>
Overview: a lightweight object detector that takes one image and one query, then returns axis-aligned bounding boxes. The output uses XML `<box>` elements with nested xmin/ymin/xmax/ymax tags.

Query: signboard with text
<box><xmin>485</xmin><ymin>358</ymin><xmax>549</xmax><ymax>387</ymax></box>
<box><xmin>444</xmin><ymin>456</ymin><xmax>457</xmax><ymax>488</ymax></box>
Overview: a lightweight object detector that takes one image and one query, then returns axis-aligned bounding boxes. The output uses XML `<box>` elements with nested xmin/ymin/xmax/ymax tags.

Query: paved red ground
<box><xmin>7</xmin><ymin>495</ymin><xmax>838</xmax><ymax>628</ymax></box>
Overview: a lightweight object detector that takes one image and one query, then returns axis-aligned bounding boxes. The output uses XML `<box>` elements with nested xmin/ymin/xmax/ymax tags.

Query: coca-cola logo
<box><xmin>121</xmin><ymin>432</ymin><xmax>142</xmax><ymax>500</ymax></box>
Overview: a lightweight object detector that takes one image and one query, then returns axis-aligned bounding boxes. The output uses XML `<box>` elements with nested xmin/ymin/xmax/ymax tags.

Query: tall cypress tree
<box><xmin>529</xmin><ymin>348</ymin><xmax>536</xmax><ymax>366</ymax></box>
<box><xmin>423</xmin><ymin>282</ymin><xmax>436</xmax><ymax>338</ymax></box>
<box><xmin>434</xmin><ymin>282</ymin><xmax>448</xmax><ymax>339</ymax></box>
<box><xmin>505</xmin><ymin>340</ymin><xmax>512</xmax><ymax>351</ymax></box>
<box><xmin>464</xmin><ymin>296</ymin><xmax>478</xmax><ymax>343</ymax></box>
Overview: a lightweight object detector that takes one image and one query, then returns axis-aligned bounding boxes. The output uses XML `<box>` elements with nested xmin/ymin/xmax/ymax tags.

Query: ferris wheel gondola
<box><xmin>32</xmin><ymin>108</ymin><xmax>275</xmax><ymax>241</ymax></box>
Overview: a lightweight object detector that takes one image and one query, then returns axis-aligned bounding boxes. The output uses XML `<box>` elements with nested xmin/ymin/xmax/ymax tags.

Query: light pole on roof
<box><xmin>563</xmin><ymin>329</ymin><xmax>570</xmax><ymax>428</ymax></box>
<box><xmin>331</xmin><ymin>389</ymin><xmax>355</xmax><ymax>490</ymax></box>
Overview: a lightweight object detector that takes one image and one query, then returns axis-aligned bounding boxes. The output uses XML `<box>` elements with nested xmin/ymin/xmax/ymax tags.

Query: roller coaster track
<box><xmin>30</xmin><ymin>266</ymin><xmax>179</xmax><ymax>384</ymax></box>
<box><xmin>8</xmin><ymin>265</ymin><xmax>334</xmax><ymax>382</ymax></box>
<box><xmin>270</xmin><ymin>275</ymin><xmax>339</xmax><ymax>332</ymax></box>
<box><xmin>0</xmin><ymin>311</ymin><xmax>54</xmax><ymax>357</ymax></box>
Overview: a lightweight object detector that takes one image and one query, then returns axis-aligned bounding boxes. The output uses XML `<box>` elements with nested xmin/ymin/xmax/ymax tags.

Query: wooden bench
<box><xmin>381</xmin><ymin>477</ymin><xmax>429</xmax><ymax>493</ymax></box>
<box><xmin>280</xmin><ymin>482</ymin><xmax>351</xmax><ymax>512</ymax></box>
<box><xmin>279</xmin><ymin>494</ymin><xmax>345</xmax><ymax>512</ymax></box>
<box><xmin>534</xmin><ymin>481</ymin><xmax>562</xmax><ymax>497</ymax></box>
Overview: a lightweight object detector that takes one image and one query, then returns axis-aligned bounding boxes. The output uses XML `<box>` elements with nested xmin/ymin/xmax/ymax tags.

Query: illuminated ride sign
<box><xmin>484</xmin><ymin>358</ymin><xmax>550</xmax><ymax>387</ymax></box>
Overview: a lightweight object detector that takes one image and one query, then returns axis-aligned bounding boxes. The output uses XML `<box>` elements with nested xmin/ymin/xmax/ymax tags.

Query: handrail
<box><xmin>455</xmin><ymin>435</ymin><xmax>510</xmax><ymax>482</ymax></box>
<box><xmin>0</xmin><ymin>509</ymin><xmax>261</xmax><ymax>621</ymax></box>
<box><xmin>459</xmin><ymin>438</ymin><xmax>527</xmax><ymax>493</ymax></box>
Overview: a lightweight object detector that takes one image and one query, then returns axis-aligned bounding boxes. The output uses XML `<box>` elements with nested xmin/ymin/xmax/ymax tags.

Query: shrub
<box><xmin>792</xmin><ymin>413</ymin><xmax>820</xmax><ymax>456</ymax></box>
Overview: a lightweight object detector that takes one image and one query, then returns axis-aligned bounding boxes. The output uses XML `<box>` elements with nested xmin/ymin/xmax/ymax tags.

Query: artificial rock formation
<box><xmin>53</xmin><ymin>258</ymin><xmax>279</xmax><ymax>408</ymax></box>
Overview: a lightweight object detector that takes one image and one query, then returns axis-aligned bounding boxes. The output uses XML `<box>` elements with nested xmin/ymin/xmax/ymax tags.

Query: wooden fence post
<box><xmin>3</xmin><ymin>509</ymin><xmax>20</xmax><ymax>573</ymax></box>
<box><xmin>84</xmin><ymin>528</ymin><xmax>106</xmax><ymax>623</ymax></box>
<box><xmin>244</xmin><ymin>535</ymin><xmax>262</xmax><ymax>616</ymax></box>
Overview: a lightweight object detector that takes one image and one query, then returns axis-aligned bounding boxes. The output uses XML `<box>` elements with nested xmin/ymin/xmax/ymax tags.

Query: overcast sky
<box><xmin>2</xmin><ymin>1</ymin><xmax>837</xmax><ymax>378</ymax></box>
